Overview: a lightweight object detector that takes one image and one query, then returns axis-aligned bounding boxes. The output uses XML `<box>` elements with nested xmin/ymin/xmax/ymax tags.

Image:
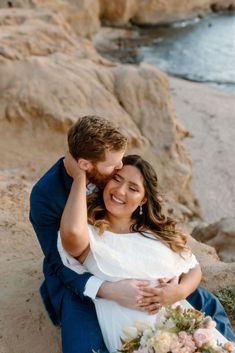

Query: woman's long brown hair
<box><xmin>87</xmin><ymin>155</ymin><xmax>189</xmax><ymax>254</ymax></box>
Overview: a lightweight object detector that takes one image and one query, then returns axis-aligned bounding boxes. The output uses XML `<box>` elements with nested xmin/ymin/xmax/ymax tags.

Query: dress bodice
<box><xmin>84</xmin><ymin>225</ymin><xmax>198</xmax><ymax>281</ymax></box>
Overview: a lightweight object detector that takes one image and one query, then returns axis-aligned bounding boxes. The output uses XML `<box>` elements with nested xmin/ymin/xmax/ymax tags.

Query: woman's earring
<box><xmin>139</xmin><ymin>205</ymin><xmax>143</xmax><ymax>215</ymax></box>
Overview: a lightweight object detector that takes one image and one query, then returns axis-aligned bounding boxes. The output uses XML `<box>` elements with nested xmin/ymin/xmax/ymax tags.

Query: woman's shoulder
<box><xmin>87</xmin><ymin>223</ymin><xmax>97</xmax><ymax>234</ymax></box>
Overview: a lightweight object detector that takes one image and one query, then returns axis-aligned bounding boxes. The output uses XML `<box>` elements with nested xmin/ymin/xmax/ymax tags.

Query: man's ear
<box><xmin>77</xmin><ymin>158</ymin><xmax>92</xmax><ymax>171</ymax></box>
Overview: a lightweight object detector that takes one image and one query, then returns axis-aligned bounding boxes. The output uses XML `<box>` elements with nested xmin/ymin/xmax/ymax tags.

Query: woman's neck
<box><xmin>106</xmin><ymin>213</ymin><xmax>133</xmax><ymax>234</ymax></box>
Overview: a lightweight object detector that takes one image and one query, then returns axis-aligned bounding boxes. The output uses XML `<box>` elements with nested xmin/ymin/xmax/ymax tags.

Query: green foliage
<box><xmin>164</xmin><ymin>305</ymin><xmax>205</xmax><ymax>334</ymax></box>
<box><xmin>213</xmin><ymin>285</ymin><xmax>235</xmax><ymax>326</ymax></box>
<box><xmin>118</xmin><ymin>336</ymin><xmax>141</xmax><ymax>353</ymax></box>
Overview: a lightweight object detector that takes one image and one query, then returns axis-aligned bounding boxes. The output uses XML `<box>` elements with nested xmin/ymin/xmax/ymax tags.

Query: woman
<box><xmin>59</xmin><ymin>154</ymin><xmax>202</xmax><ymax>352</ymax></box>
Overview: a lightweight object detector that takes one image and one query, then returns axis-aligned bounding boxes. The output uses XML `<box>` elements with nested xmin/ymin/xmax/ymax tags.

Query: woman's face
<box><xmin>103</xmin><ymin>165</ymin><xmax>146</xmax><ymax>218</ymax></box>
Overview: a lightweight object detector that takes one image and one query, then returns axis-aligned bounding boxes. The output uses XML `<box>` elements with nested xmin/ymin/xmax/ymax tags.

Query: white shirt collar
<box><xmin>86</xmin><ymin>183</ymin><xmax>96</xmax><ymax>195</ymax></box>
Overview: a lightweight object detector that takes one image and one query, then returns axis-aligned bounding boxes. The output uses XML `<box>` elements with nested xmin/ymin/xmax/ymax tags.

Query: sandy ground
<box><xmin>0</xmin><ymin>78</ymin><xmax>235</xmax><ymax>353</ymax></box>
<box><xmin>169</xmin><ymin>77</ymin><xmax>235</xmax><ymax>225</ymax></box>
<box><xmin>0</xmin><ymin>125</ymin><xmax>65</xmax><ymax>353</ymax></box>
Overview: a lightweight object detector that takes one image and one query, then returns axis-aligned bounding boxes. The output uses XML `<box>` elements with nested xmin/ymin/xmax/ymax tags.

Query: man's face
<box><xmin>86</xmin><ymin>149</ymin><xmax>125</xmax><ymax>186</ymax></box>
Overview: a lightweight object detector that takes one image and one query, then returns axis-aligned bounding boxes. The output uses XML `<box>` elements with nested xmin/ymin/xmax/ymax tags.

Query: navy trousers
<box><xmin>61</xmin><ymin>289</ymin><xmax>108</xmax><ymax>353</ymax></box>
<box><xmin>187</xmin><ymin>287</ymin><xmax>235</xmax><ymax>341</ymax></box>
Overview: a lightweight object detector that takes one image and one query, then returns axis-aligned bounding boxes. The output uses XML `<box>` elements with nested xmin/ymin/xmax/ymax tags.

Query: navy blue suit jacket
<box><xmin>30</xmin><ymin>158</ymin><xmax>92</xmax><ymax>325</ymax></box>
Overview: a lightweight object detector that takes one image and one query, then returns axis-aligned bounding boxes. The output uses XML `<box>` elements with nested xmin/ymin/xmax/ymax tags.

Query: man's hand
<box><xmin>97</xmin><ymin>279</ymin><xmax>150</xmax><ymax>310</ymax></box>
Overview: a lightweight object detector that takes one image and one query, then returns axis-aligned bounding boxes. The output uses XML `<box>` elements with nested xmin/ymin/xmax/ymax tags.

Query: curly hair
<box><xmin>87</xmin><ymin>155</ymin><xmax>189</xmax><ymax>254</ymax></box>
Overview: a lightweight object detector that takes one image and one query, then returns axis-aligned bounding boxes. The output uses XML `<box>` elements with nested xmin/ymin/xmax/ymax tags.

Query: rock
<box><xmin>0</xmin><ymin>8</ymin><xmax>200</xmax><ymax>221</ymax></box>
<box><xmin>0</xmin><ymin>0</ymin><xmax>100</xmax><ymax>37</ymax></box>
<box><xmin>99</xmin><ymin>0</ymin><xmax>137</xmax><ymax>25</ymax></box>
<box><xmin>93</xmin><ymin>27</ymin><xmax>139</xmax><ymax>52</ymax></box>
<box><xmin>0</xmin><ymin>9</ymin><xmax>85</xmax><ymax>59</ymax></box>
<box><xmin>192</xmin><ymin>218</ymin><xmax>235</xmax><ymax>263</ymax></box>
<box><xmin>210</xmin><ymin>2</ymin><xmax>235</xmax><ymax>12</ymax></box>
<box><xmin>98</xmin><ymin>0</ymin><xmax>235</xmax><ymax>26</ymax></box>
<box><xmin>2</xmin><ymin>0</ymin><xmax>235</xmax><ymax>29</ymax></box>
<box><xmin>188</xmin><ymin>235</ymin><xmax>235</xmax><ymax>291</ymax></box>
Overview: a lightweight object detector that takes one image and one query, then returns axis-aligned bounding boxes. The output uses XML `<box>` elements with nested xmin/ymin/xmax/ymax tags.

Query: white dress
<box><xmin>58</xmin><ymin>225</ymin><xmax>228</xmax><ymax>353</ymax></box>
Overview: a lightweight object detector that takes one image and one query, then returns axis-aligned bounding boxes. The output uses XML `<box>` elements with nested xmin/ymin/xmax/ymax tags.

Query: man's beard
<box><xmin>86</xmin><ymin>165</ymin><xmax>115</xmax><ymax>187</ymax></box>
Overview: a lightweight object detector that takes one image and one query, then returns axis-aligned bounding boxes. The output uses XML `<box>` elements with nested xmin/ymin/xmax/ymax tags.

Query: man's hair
<box><xmin>68</xmin><ymin>116</ymin><xmax>127</xmax><ymax>162</ymax></box>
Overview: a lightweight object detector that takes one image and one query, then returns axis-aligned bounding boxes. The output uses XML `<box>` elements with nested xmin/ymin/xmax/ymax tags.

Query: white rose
<box><xmin>134</xmin><ymin>320</ymin><xmax>152</xmax><ymax>333</ymax></box>
<box><xmin>140</xmin><ymin>329</ymin><xmax>154</xmax><ymax>347</ymax></box>
<box><xmin>154</xmin><ymin>307</ymin><xmax>167</xmax><ymax>329</ymax></box>
<box><xmin>207</xmin><ymin>320</ymin><xmax>216</xmax><ymax>330</ymax></box>
<box><xmin>164</xmin><ymin>319</ymin><xmax>175</xmax><ymax>329</ymax></box>
<box><xmin>122</xmin><ymin>326</ymin><xmax>138</xmax><ymax>340</ymax></box>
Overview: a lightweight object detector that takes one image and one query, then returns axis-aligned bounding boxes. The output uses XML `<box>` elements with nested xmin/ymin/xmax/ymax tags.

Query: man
<box><xmin>30</xmin><ymin>116</ymin><xmax>235</xmax><ymax>353</ymax></box>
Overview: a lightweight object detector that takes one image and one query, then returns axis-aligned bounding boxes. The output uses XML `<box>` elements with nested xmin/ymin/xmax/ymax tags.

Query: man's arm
<box><xmin>30</xmin><ymin>184</ymin><xmax>94</xmax><ymax>299</ymax></box>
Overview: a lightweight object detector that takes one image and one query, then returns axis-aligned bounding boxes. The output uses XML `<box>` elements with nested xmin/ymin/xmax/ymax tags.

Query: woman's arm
<box><xmin>60</xmin><ymin>155</ymin><xmax>89</xmax><ymax>259</ymax></box>
<box><xmin>178</xmin><ymin>264</ymin><xmax>202</xmax><ymax>297</ymax></box>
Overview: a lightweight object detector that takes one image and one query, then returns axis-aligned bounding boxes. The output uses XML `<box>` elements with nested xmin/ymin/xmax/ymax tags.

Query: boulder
<box><xmin>0</xmin><ymin>0</ymin><xmax>100</xmax><ymax>37</ymax></box>
<box><xmin>188</xmin><ymin>235</ymin><xmax>235</xmax><ymax>291</ymax></box>
<box><xmin>192</xmin><ymin>218</ymin><xmax>235</xmax><ymax>263</ymax></box>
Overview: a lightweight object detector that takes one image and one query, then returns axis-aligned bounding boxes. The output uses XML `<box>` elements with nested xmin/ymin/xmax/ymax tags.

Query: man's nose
<box><xmin>115</xmin><ymin>161</ymin><xmax>123</xmax><ymax>170</ymax></box>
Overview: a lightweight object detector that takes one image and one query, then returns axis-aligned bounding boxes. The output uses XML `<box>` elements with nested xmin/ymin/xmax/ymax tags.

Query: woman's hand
<box><xmin>137</xmin><ymin>282</ymin><xmax>185</xmax><ymax>314</ymax></box>
<box><xmin>136</xmin><ymin>265</ymin><xmax>202</xmax><ymax>314</ymax></box>
<box><xmin>63</xmin><ymin>152</ymin><xmax>85</xmax><ymax>180</ymax></box>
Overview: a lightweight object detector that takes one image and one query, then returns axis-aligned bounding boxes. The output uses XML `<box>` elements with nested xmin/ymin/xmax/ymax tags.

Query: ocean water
<box><xmin>98</xmin><ymin>12</ymin><xmax>235</xmax><ymax>92</ymax></box>
<box><xmin>137</xmin><ymin>12</ymin><xmax>235</xmax><ymax>92</ymax></box>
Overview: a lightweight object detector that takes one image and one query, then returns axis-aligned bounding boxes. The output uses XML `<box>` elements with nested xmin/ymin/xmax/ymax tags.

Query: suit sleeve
<box><xmin>29</xmin><ymin>184</ymin><xmax>92</xmax><ymax>300</ymax></box>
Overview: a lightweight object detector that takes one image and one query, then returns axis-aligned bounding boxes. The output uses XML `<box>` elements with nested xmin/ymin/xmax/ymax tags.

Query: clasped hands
<box><xmin>99</xmin><ymin>277</ymin><xmax>183</xmax><ymax>315</ymax></box>
<box><xmin>136</xmin><ymin>277</ymin><xmax>183</xmax><ymax>314</ymax></box>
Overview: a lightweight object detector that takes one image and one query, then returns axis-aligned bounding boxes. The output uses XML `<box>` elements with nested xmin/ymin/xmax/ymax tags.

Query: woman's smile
<box><xmin>110</xmin><ymin>194</ymin><xmax>126</xmax><ymax>205</ymax></box>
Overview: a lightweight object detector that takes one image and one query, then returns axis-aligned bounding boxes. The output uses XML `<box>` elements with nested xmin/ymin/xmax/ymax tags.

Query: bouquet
<box><xmin>119</xmin><ymin>305</ymin><xmax>234</xmax><ymax>353</ymax></box>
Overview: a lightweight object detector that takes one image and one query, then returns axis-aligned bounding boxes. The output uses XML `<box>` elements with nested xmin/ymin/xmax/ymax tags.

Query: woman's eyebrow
<box><xmin>114</xmin><ymin>172</ymin><xmax>123</xmax><ymax>179</ymax></box>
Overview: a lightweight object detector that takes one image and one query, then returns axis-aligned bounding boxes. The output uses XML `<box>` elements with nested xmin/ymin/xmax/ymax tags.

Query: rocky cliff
<box><xmin>1</xmin><ymin>0</ymin><xmax>235</xmax><ymax>30</ymax></box>
<box><xmin>0</xmin><ymin>2</ymin><xmax>234</xmax><ymax>352</ymax></box>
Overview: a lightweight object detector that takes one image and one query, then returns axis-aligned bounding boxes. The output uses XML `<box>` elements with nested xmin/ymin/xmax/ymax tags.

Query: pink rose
<box><xmin>193</xmin><ymin>328</ymin><xmax>214</xmax><ymax>347</ymax></box>
<box><xmin>224</xmin><ymin>341</ymin><xmax>235</xmax><ymax>352</ymax></box>
<box><xmin>171</xmin><ymin>331</ymin><xmax>196</xmax><ymax>353</ymax></box>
